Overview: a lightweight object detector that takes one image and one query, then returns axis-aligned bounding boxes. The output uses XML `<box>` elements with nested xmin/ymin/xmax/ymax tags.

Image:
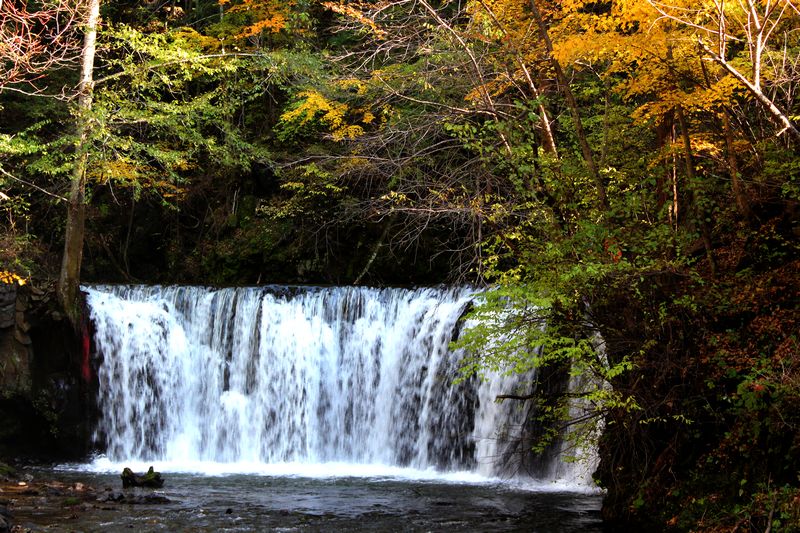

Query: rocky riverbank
<box><xmin>0</xmin><ymin>474</ymin><xmax>98</xmax><ymax>532</ymax></box>
<box><xmin>0</xmin><ymin>465</ymin><xmax>603</xmax><ymax>532</ymax></box>
<box><xmin>0</xmin><ymin>466</ymin><xmax>174</xmax><ymax>532</ymax></box>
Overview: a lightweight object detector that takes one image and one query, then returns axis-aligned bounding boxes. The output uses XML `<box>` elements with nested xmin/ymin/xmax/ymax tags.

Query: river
<box><xmin>15</xmin><ymin>465</ymin><xmax>603</xmax><ymax>532</ymax></box>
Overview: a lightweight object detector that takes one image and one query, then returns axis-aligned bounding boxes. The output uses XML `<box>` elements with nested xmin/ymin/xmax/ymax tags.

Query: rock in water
<box><xmin>121</xmin><ymin>466</ymin><xmax>164</xmax><ymax>488</ymax></box>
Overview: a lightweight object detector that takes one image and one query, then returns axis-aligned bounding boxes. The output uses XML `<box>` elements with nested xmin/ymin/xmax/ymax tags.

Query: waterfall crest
<box><xmin>87</xmin><ymin>285</ymin><xmax>591</xmax><ymax>484</ymax></box>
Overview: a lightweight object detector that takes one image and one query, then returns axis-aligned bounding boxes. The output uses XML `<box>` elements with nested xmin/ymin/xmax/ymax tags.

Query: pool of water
<box><xmin>14</xmin><ymin>466</ymin><xmax>604</xmax><ymax>532</ymax></box>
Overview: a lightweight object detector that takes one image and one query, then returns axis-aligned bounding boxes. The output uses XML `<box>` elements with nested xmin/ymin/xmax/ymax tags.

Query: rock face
<box><xmin>121</xmin><ymin>467</ymin><xmax>165</xmax><ymax>489</ymax></box>
<box><xmin>0</xmin><ymin>284</ymin><xmax>15</xmax><ymax>327</ymax></box>
<box><xmin>0</xmin><ymin>283</ymin><xmax>32</xmax><ymax>393</ymax></box>
<box><xmin>0</xmin><ymin>282</ymin><xmax>95</xmax><ymax>460</ymax></box>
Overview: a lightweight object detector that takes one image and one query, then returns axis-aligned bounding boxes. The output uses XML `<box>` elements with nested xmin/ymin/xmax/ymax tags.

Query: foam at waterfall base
<box><xmin>56</xmin><ymin>456</ymin><xmax>599</xmax><ymax>493</ymax></box>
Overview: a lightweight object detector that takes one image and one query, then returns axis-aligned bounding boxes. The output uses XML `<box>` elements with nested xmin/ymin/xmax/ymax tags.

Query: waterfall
<box><xmin>87</xmin><ymin>285</ymin><xmax>591</xmax><ymax>483</ymax></box>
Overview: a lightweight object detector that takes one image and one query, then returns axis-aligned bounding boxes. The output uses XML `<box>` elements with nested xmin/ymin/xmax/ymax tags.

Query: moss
<box><xmin>62</xmin><ymin>496</ymin><xmax>81</xmax><ymax>507</ymax></box>
<box><xmin>0</xmin><ymin>461</ymin><xmax>16</xmax><ymax>478</ymax></box>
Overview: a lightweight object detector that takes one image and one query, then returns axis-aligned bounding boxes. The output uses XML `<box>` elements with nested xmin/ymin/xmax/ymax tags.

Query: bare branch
<box><xmin>649</xmin><ymin>0</ymin><xmax>800</xmax><ymax>141</ymax></box>
<box><xmin>0</xmin><ymin>0</ymin><xmax>89</xmax><ymax>92</ymax></box>
<box><xmin>699</xmin><ymin>40</ymin><xmax>800</xmax><ymax>141</ymax></box>
<box><xmin>0</xmin><ymin>165</ymin><xmax>67</xmax><ymax>201</ymax></box>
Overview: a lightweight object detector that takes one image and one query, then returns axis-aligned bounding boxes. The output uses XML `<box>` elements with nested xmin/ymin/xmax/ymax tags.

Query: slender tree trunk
<box><xmin>671</xmin><ymin>141</ymin><xmax>679</xmax><ymax>230</ymax></box>
<box><xmin>473</xmin><ymin>0</ymin><xmax>558</xmax><ymax>156</ymax></box>
<box><xmin>676</xmin><ymin>106</ymin><xmax>716</xmax><ymax>274</ymax></box>
<box><xmin>722</xmin><ymin>109</ymin><xmax>751</xmax><ymax>218</ymax></box>
<box><xmin>517</xmin><ymin>59</ymin><xmax>558</xmax><ymax>156</ymax></box>
<box><xmin>698</xmin><ymin>58</ymin><xmax>751</xmax><ymax>218</ymax></box>
<box><xmin>528</xmin><ymin>0</ymin><xmax>608</xmax><ymax>211</ymax></box>
<box><xmin>57</xmin><ymin>0</ymin><xmax>100</xmax><ymax>327</ymax></box>
<box><xmin>699</xmin><ymin>41</ymin><xmax>800</xmax><ymax>142</ymax></box>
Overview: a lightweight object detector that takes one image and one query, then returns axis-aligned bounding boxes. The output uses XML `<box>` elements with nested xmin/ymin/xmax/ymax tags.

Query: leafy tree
<box><xmin>59</xmin><ymin>0</ymin><xmax>100</xmax><ymax>324</ymax></box>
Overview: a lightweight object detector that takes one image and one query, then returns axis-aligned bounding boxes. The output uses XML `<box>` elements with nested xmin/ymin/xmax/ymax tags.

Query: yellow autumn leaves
<box><xmin>280</xmin><ymin>83</ymin><xmax>378</xmax><ymax>142</ymax></box>
<box><xmin>0</xmin><ymin>271</ymin><xmax>27</xmax><ymax>285</ymax></box>
<box><xmin>218</xmin><ymin>0</ymin><xmax>288</xmax><ymax>40</ymax></box>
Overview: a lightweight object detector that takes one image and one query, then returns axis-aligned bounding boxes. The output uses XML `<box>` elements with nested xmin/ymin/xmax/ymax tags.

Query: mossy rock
<box><xmin>121</xmin><ymin>466</ymin><xmax>164</xmax><ymax>489</ymax></box>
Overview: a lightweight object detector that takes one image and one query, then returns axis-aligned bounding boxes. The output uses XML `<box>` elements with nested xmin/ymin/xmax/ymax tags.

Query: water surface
<box><xmin>17</xmin><ymin>466</ymin><xmax>603</xmax><ymax>532</ymax></box>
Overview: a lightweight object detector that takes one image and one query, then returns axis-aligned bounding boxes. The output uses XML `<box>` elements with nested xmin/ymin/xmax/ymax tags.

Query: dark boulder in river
<box><xmin>121</xmin><ymin>466</ymin><xmax>164</xmax><ymax>488</ymax></box>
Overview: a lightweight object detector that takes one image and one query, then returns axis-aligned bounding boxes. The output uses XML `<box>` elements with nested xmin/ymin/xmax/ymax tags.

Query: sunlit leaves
<box><xmin>219</xmin><ymin>0</ymin><xmax>289</xmax><ymax>40</ymax></box>
<box><xmin>0</xmin><ymin>270</ymin><xmax>27</xmax><ymax>285</ymax></box>
<box><xmin>454</xmin><ymin>282</ymin><xmax>639</xmax><ymax>455</ymax></box>
<box><xmin>321</xmin><ymin>1</ymin><xmax>387</xmax><ymax>39</ymax></box>
<box><xmin>279</xmin><ymin>89</ymin><xmax>365</xmax><ymax>142</ymax></box>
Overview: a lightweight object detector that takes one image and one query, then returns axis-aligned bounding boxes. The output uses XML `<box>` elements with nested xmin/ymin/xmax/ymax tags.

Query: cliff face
<box><xmin>0</xmin><ymin>282</ymin><xmax>94</xmax><ymax>461</ymax></box>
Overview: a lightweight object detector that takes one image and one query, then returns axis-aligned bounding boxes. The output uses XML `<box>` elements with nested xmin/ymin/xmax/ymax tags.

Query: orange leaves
<box><xmin>545</xmin><ymin>0</ymin><xmax>769</xmax><ymax>126</ymax></box>
<box><xmin>646</xmin><ymin>0</ymin><xmax>800</xmax><ymax>139</ymax></box>
<box><xmin>468</xmin><ymin>0</ymin><xmax>529</xmax><ymax>39</ymax></box>
<box><xmin>632</xmin><ymin>82</ymin><xmax>740</xmax><ymax>123</ymax></box>
<box><xmin>550</xmin><ymin>0</ymin><xmax>666</xmax><ymax>68</ymax></box>
<box><xmin>464</xmin><ymin>79</ymin><xmax>513</xmax><ymax>103</ymax></box>
<box><xmin>219</xmin><ymin>0</ymin><xmax>290</xmax><ymax>41</ymax></box>
<box><xmin>236</xmin><ymin>14</ymin><xmax>288</xmax><ymax>38</ymax></box>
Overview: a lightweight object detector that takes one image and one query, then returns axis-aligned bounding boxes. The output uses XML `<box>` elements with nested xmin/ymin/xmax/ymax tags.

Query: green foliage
<box><xmin>263</xmin><ymin>163</ymin><xmax>346</xmax><ymax>219</ymax></box>
<box><xmin>86</xmin><ymin>26</ymin><xmax>276</xmax><ymax>200</ymax></box>
<box><xmin>0</xmin><ymin>127</ymin><xmax>48</xmax><ymax>159</ymax></box>
<box><xmin>454</xmin><ymin>282</ymin><xmax>638</xmax><ymax>456</ymax></box>
<box><xmin>62</xmin><ymin>497</ymin><xmax>81</xmax><ymax>507</ymax></box>
<box><xmin>761</xmin><ymin>143</ymin><xmax>800</xmax><ymax>202</ymax></box>
<box><xmin>0</xmin><ymin>123</ymin><xmax>73</xmax><ymax>186</ymax></box>
<box><xmin>0</xmin><ymin>461</ymin><xmax>16</xmax><ymax>478</ymax></box>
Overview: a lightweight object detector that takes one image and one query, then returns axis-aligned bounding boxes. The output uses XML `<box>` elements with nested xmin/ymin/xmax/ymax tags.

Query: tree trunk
<box><xmin>676</xmin><ymin>106</ymin><xmax>716</xmax><ymax>274</ymax></box>
<box><xmin>698</xmin><ymin>58</ymin><xmax>752</xmax><ymax>219</ymax></box>
<box><xmin>699</xmin><ymin>41</ymin><xmax>800</xmax><ymax>142</ymax></box>
<box><xmin>528</xmin><ymin>0</ymin><xmax>608</xmax><ymax>211</ymax></box>
<box><xmin>722</xmin><ymin>109</ymin><xmax>751</xmax><ymax>218</ymax></box>
<box><xmin>473</xmin><ymin>0</ymin><xmax>558</xmax><ymax>157</ymax></box>
<box><xmin>57</xmin><ymin>0</ymin><xmax>100</xmax><ymax>327</ymax></box>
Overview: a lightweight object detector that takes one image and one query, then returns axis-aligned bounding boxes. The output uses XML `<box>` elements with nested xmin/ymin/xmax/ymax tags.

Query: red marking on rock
<box><xmin>81</xmin><ymin>323</ymin><xmax>91</xmax><ymax>382</ymax></box>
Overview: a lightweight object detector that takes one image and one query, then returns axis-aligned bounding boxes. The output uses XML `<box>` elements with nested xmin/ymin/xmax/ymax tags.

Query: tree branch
<box><xmin>699</xmin><ymin>40</ymin><xmax>800</xmax><ymax>141</ymax></box>
<box><xmin>0</xmin><ymin>166</ymin><xmax>67</xmax><ymax>201</ymax></box>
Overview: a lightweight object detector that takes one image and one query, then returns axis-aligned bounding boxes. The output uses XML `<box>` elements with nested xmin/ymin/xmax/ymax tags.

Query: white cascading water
<box><xmin>86</xmin><ymin>285</ymin><xmax>591</xmax><ymax>485</ymax></box>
